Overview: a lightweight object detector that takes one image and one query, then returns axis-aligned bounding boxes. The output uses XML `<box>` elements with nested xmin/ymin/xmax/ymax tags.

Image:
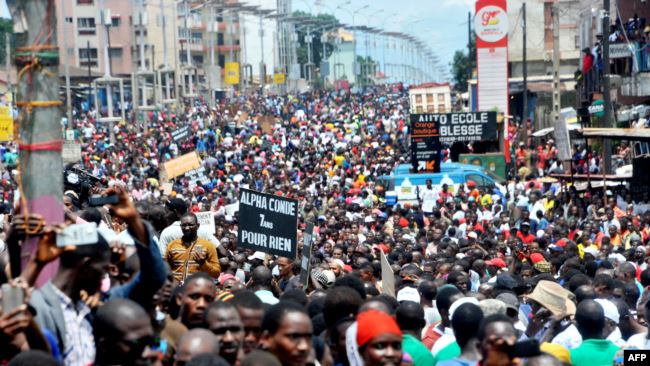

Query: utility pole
<box><xmin>467</xmin><ymin>11</ymin><xmax>472</xmax><ymax>88</ymax></box>
<box><xmin>5</xmin><ymin>33</ymin><xmax>10</xmax><ymax>100</ymax></box>
<box><xmin>12</xmin><ymin>0</ymin><xmax>64</xmax><ymax>283</ymax></box>
<box><xmin>87</xmin><ymin>40</ymin><xmax>92</xmax><ymax>110</ymax></box>
<box><xmin>60</xmin><ymin>0</ymin><xmax>73</xmax><ymax>129</ymax></box>
<box><xmin>551</xmin><ymin>2</ymin><xmax>560</xmax><ymax>123</ymax></box>
<box><xmin>522</xmin><ymin>2</ymin><xmax>528</xmax><ymax>145</ymax></box>
<box><xmin>99</xmin><ymin>0</ymin><xmax>115</xmax><ymax>143</ymax></box>
<box><xmin>603</xmin><ymin>0</ymin><xmax>613</xmax><ymax>174</ymax></box>
<box><xmin>259</xmin><ymin>11</ymin><xmax>265</xmax><ymax>92</ymax></box>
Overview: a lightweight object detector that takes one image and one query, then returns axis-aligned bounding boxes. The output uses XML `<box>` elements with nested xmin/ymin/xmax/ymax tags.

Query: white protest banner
<box><xmin>380</xmin><ymin>251</ymin><xmax>395</xmax><ymax>297</ymax></box>
<box><xmin>195</xmin><ymin>211</ymin><xmax>216</xmax><ymax>233</ymax></box>
<box><xmin>224</xmin><ymin>202</ymin><xmax>239</xmax><ymax>216</ymax></box>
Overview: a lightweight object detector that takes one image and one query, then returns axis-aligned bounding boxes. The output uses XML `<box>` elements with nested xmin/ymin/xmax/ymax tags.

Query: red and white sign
<box><xmin>475</xmin><ymin>0</ymin><xmax>509</xmax><ymax>161</ymax></box>
<box><xmin>475</xmin><ymin>5</ymin><xmax>509</xmax><ymax>44</ymax></box>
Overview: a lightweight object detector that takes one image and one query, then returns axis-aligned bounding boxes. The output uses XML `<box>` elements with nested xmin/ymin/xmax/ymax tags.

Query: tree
<box><xmin>449</xmin><ymin>34</ymin><xmax>475</xmax><ymax>92</ymax></box>
<box><xmin>0</xmin><ymin>18</ymin><xmax>12</xmax><ymax>65</ymax></box>
<box><xmin>292</xmin><ymin>11</ymin><xmax>340</xmax><ymax>76</ymax></box>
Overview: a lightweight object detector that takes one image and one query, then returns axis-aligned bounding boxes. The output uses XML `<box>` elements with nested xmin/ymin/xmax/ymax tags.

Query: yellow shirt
<box><xmin>164</xmin><ymin>238</ymin><xmax>221</xmax><ymax>282</ymax></box>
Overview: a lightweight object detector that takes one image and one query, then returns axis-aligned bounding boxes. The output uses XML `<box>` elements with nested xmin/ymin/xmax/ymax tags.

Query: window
<box><xmin>77</xmin><ymin>17</ymin><xmax>96</xmax><ymax>35</ymax></box>
<box><xmin>77</xmin><ymin>0</ymin><xmax>94</xmax><ymax>4</ymax></box>
<box><xmin>427</xmin><ymin>105</ymin><xmax>435</xmax><ymax>112</ymax></box>
<box><xmin>79</xmin><ymin>48</ymin><xmax>98</xmax><ymax>67</ymax></box>
<box><xmin>217</xmin><ymin>33</ymin><xmax>224</xmax><ymax>46</ymax></box>
<box><xmin>218</xmin><ymin>54</ymin><xmax>225</xmax><ymax>68</ymax></box>
<box><xmin>438</xmin><ymin>104</ymin><xmax>446</xmax><ymax>113</ymax></box>
<box><xmin>65</xmin><ymin>17</ymin><xmax>73</xmax><ymax>24</ymax></box>
<box><xmin>109</xmin><ymin>47</ymin><xmax>123</xmax><ymax>58</ymax></box>
<box><xmin>415</xmin><ymin>94</ymin><xmax>422</xmax><ymax>104</ymax></box>
<box><xmin>466</xmin><ymin>174</ymin><xmax>488</xmax><ymax>189</ymax></box>
<box><xmin>438</xmin><ymin>94</ymin><xmax>445</xmax><ymax>102</ymax></box>
<box><xmin>416</xmin><ymin>106</ymin><xmax>423</xmax><ymax>113</ymax></box>
<box><xmin>111</xmin><ymin>17</ymin><xmax>121</xmax><ymax>27</ymax></box>
<box><xmin>426</xmin><ymin>93</ymin><xmax>434</xmax><ymax>104</ymax></box>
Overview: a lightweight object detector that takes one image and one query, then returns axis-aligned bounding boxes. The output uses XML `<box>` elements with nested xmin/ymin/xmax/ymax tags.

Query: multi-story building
<box><xmin>55</xmin><ymin>0</ymin><xmax>248</xmax><ymax>91</ymax></box>
<box><xmin>409</xmin><ymin>82</ymin><xmax>452</xmax><ymax>114</ymax></box>
<box><xmin>506</xmin><ymin>0</ymin><xmax>582</xmax><ymax>127</ymax></box>
<box><xmin>56</xmin><ymin>0</ymin><xmax>135</xmax><ymax>78</ymax></box>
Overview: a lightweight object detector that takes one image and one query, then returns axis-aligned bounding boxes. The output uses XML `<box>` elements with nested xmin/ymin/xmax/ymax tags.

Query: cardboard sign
<box><xmin>0</xmin><ymin>106</ymin><xmax>13</xmax><ymax>141</ymax></box>
<box><xmin>380</xmin><ymin>251</ymin><xmax>395</xmax><ymax>297</ymax></box>
<box><xmin>299</xmin><ymin>222</ymin><xmax>315</xmax><ymax>289</ymax></box>
<box><xmin>259</xmin><ymin>115</ymin><xmax>275</xmax><ymax>135</ymax></box>
<box><xmin>161</xmin><ymin>182</ymin><xmax>173</xmax><ymax>195</ymax></box>
<box><xmin>162</xmin><ymin>152</ymin><xmax>202</xmax><ymax>180</ymax></box>
<box><xmin>195</xmin><ymin>211</ymin><xmax>216</xmax><ymax>233</ymax></box>
<box><xmin>237</xmin><ymin>189</ymin><xmax>298</xmax><ymax>258</ymax></box>
<box><xmin>62</xmin><ymin>142</ymin><xmax>82</xmax><ymax>163</ymax></box>
<box><xmin>171</xmin><ymin>125</ymin><xmax>191</xmax><ymax>142</ymax></box>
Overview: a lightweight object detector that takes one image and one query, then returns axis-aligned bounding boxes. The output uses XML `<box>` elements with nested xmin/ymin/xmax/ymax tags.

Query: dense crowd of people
<box><xmin>1</xmin><ymin>85</ymin><xmax>650</xmax><ymax>366</ymax></box>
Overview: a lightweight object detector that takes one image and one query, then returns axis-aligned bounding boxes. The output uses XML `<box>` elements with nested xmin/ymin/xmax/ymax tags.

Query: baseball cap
<box><xmin>449</xmin><ymin>297</ymin><xmax>480</xmax><ymax>320</ymax></box>
<box><xmin>496</xmin><ymin>292</ymin><xmax>520</xmax><ymax>314</ymax></box>
<box><xmin>396</xmin><ymin>287</ymin><xmax>421</xmax><ymax>303</ymax></box>
<box><xmin>595</xmin><ymin>299</ymin><xmax>619</xmax><ymax>324</ymax></box>
<box><xmin>247</xmin><ymin>251</ymin><xmax>266</xmax><ymax>261</ymax></box>
<box><xmin>486</xmin><ymin>258</ymin><xmax>507</xmax><ymax>268</ymax></box>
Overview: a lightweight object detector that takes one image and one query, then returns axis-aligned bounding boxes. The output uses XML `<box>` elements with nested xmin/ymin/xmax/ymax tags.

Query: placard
<box><xmin>380</xmin><ymin>251</ymin><xmax>395</xmax><ymax>297</ymax></box>
<box><xmin>62</xmin><ymin>142</ymin><xmax>82</xmax><ymax>163</ymax></box>
<box><xmin>237</xmin><ymin>189</ymin><xmax>298</xmax><ymax>258</ymax></box>
<box><xmin>195</xmin><ymin>211</ymin><xmax>216</xmax><ymax>233</ymax></box>
<box><xmin>185</xmin><ymin>166</ymin><xmax>209</xmax><ymax>189</ymax></box>
<box><xmin>259</xmin><ymin>115</ymin><xmax>275</xmax><ymax>134</ymax></box>
<box><xmin>299</xmin><ymin>222</ymin><xmax>314</xmax><ymax>289</ymax></box>
<box><xmin>162</xmin><ymin>152</ymin><xmax>202</xmax><ymax>180</ymax></box>
<box><xmin>171</xmin><ymin>125</ymin><xmax>191</xmax><ymax>142</ymax></box>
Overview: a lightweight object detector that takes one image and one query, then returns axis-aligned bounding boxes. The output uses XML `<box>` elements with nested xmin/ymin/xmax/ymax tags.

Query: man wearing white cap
<box><xmin>595</xmin><ymin>298</ymin><xmax>625</xmax><ymax>347</ymax></box>
<box><xmin>431</xmin><ymin>297</ymin><xmax>480</xmax><ymax>364</ymax></box>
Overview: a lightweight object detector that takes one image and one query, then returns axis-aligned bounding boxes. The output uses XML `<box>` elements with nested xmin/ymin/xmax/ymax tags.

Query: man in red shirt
<box><xmin>516</xmin><ymin>221</ymin><xmax>536</xmax><ymax>244</ymax></box>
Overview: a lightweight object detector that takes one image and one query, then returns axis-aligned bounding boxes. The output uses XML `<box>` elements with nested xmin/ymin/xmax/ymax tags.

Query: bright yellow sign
<box><xmin>224</xmin><ymin>62</ymin><xmax>240</xmax><ymax>85</ymax></box>
<box><xmin>273</xmin><ymin>73</ymin><xmax>286</xmax><ymax>84</ymax></box>
<box><xmin>0</xmin><ymin>106</ymin><xmax>14</xmax><ymax>141</ymax></box>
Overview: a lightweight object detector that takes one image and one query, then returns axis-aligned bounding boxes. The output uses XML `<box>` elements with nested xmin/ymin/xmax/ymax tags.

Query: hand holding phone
<box><xmin>56</xmin><ymin>223</ymin><xmax>99</xmax><ymax>247</ymax></box>
<box><xmin>88</xmin><ymin>194</ymin><xmax>120</xmax><ymax>207</ymax></box>
<box><xmin>1</xmin><ymin>283</ymin><xmax>24</xmax><ymax>315</ymax></box>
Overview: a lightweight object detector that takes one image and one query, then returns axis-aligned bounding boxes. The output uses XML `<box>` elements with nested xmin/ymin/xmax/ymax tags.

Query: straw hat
<box><xmin>527</xmin><ymin>280</ymin><xmax>576</xmax><ymax>317</ymax></box>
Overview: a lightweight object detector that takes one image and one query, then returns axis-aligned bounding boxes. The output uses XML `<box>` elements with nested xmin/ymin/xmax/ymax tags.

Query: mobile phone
<box><xmin>88</xmin><ymin>194</ymin><xmax>119</xmax><ymax>207</ymax></box>
<box><xmin>1</xmin><ymin>283</ymin><xmax>24</xmax><ymax>314</ymax></box>
<box><xmin>56</xmin><ymin>222</ymin><xmax>99</xmax><ymax>247</ymax></box>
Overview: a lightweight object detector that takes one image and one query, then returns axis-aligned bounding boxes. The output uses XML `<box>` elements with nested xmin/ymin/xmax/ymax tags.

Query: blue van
<box><xmin>377</xmin><ymin>163</ymin><xmax>505</xmax><ymax>205</ymax></box>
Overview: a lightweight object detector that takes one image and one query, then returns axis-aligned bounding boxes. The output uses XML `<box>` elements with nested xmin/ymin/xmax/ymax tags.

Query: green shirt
<box><xmin>570</xmin><ymin>339</ymin><xmax>619</xmax><ymax>366</ymax></box>
<box><xmin>403</xmin><ymin>334</ymin><xmax>435</xmax><ymax>366</ymax></box>
<box><xmin>433</xmin><ymin>341</ymin><xmax>461</xmax><ymax>365</ymax></box>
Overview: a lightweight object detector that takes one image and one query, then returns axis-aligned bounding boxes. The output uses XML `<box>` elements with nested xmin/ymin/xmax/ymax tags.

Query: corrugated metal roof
<box><xmin>581</xmin><ymin>128</ymin><xmax>650</xmax><ymax>140</ymax></box>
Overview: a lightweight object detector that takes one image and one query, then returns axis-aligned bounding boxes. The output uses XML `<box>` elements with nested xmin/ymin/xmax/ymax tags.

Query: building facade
<box><xmin>409</xmin><ymin>82</ymin><xmax>452</xmax><ymax>114</ymax></box>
